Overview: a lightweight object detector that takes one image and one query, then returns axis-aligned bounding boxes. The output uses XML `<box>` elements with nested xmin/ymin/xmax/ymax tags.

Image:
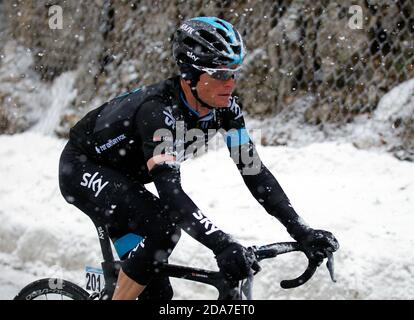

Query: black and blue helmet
<box><xmin>173</xmin><ymin>17</ymin><xmax>246</xmax><ymax>68</ymax></box>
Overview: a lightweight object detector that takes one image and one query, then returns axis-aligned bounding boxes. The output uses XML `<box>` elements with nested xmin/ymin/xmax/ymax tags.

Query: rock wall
<box><xmin>0</xmin><ymin>0</ymin><xmax>413</xmax><ymax>158</ymax></box>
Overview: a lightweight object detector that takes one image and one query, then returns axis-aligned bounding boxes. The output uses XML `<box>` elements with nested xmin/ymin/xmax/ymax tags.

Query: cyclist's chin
<box><xmin>213</xmin><ymin>95</ymin><xmax>231</xmax><ymax>108</ymax></box>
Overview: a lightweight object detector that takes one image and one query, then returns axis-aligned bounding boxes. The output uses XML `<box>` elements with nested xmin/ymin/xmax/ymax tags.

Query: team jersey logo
<box><xmin>192</xmin><ymin>210</ymin><xmax>220</xmax><ymax>235</ymax></box>
<box><xmin>80</xmin><ymin>172</ymin><xmax>109</xmax><ymax>198</ymax></box>
<box><xmin>95</xmin><ymin>134</ymin><xmax>127</xmax><ymax>154</ymax></box>
<box><xmin>229</xmin><ymin>97</ymin><xmax>242</xmax><ymax>120</ymax></box>
<box><xmin>163</xmin><ymin>108</ymin><xmax>176</xmax><ymax>129</ymax></box>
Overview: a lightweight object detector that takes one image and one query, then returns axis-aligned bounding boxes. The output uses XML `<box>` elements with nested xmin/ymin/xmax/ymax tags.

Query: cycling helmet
<box><xmin>172</xmin><ymin>17</ymin><xmax>246</xmax><ymax>109</ymax></box>
<box><xmin>173</xmin><ymin>16</ymin><xmax>246</xmax><ymax>68</ymax></box>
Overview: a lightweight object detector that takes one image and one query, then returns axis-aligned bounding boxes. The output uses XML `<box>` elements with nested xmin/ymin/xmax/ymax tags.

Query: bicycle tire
<box><xmin>14</xmin><ymin>278</ymin><xmax>90</xmax><ymax>300</ymax></box>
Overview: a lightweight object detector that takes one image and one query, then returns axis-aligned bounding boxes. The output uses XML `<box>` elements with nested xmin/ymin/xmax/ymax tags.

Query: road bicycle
<box><xmin>14</xmin><ymin>221</ymin><xmax>336</xmax><ymax>300</ymax></box>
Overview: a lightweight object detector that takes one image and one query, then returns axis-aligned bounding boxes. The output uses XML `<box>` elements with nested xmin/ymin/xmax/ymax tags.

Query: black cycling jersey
<box><xmin>69</xmin><ymin>76</ymin><xmax>248</xmax><ymax>184</ymax></box>
<box><xmin>61</xmin><ymin>75</ymin><xmax>309</xmax><ymax>288</ymax></box>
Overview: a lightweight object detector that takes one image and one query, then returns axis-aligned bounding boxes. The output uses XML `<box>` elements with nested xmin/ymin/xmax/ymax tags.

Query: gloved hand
<box><xmin>296</xmin><ymin>228</ymin><xmax>339</xmax><ymax>260</ymax></box>
<box><xmin>215</xmin><ymin>243</ymin><xmax>254</xmax><ymax>281</ymax></box>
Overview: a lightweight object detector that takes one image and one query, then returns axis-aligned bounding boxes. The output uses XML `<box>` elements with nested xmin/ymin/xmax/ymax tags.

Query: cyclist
<box><xmin>58</xmin><ymin>16</ymin><xmax>339</xmax><ymax>300</ymax></box>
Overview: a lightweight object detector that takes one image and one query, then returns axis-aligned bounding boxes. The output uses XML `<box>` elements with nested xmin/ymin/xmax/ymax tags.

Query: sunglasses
<box><xmin>191</xmin><ymin>64</ymin><xmax>242</xmax><ymax>80</ymax></box>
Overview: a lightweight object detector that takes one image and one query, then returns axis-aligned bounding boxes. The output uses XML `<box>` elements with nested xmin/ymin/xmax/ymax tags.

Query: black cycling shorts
<box><xmin>58</xmin><ymin>141</ymin><xmax>181</xmax><ymax>298</ymax></box>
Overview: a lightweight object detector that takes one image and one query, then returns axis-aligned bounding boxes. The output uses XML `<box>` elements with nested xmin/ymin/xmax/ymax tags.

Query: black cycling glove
<box><xmin>292</xmin><ymin>228</ymin><xmax>340</xmax><ymax>260</ymax></box>
<box><xmin>215</xmin><ymin>243</ymin><xmax>254</xmax><ymax>281</ymax></box>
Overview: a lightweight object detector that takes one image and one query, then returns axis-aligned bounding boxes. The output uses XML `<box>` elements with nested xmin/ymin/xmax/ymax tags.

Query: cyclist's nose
<box><xmin>222</xmin><ymin>77</ymin><xmax>236</xmax><ymax>88</ymax></box>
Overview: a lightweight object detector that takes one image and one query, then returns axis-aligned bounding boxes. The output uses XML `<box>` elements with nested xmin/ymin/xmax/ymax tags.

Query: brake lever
<box><xmin>241</xmin><ymin>272</ymin><xmax>254</xmax><ymax>300</ymax></box>
<box><xmin>326</xmin><ymin>252</ymin><xmax>336</xmax><ymax>283</ymax></box>
<box><xmin>240</xmin><ymin>247</ymin><xmax>263</xmax><ymax>300</ymax></box>
<box><xmin>247</xmin><ymin>246</ymin><xmax>262</xmax><ymax>275</ymax></box>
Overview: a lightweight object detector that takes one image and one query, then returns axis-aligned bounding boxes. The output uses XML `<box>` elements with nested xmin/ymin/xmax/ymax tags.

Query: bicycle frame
<box><xmin>94</xmin><ymin>222</ymin><xmax>244</xmax><ymax>299</ymax></box>
<box><xmin>93</xmin><ymin>223</ymin><xmax>319</xmax><ymax>300</ymax></box>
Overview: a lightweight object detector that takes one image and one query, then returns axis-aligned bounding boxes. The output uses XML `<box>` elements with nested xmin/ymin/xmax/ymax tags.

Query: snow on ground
<box><xmin>0</xmin><ymin>132</ymin><xmax>413</xmax><ymax>299</ymax></box>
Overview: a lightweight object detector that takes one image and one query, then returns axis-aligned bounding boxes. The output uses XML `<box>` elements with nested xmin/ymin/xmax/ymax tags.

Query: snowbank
<box><xmin>0</xmin><ymin>132</ymin><xmax>413</xmax><ymax>299</ymax></box>
<box><xmin>352</xmin><ymin>79</ymin><xmax>414</xmax><ymax>161</ymax></box>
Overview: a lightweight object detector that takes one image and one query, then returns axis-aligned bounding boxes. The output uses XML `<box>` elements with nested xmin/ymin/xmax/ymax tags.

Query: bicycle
<box><xmin>14</xmin><ymin>222</ymin><xmax>337</xmax><ymax>300</ymax></box>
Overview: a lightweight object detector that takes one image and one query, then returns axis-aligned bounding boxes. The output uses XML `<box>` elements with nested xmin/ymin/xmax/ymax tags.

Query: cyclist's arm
<box><xmin>149</xmin><ymin>161</ymin><xmax>232</xmax><ymax>253</ymax></box>
<box><xmin>136</xmin><ymin>101</ymin><xmax>233</xmax><ymax>254</ymax></box>
<box><xmin>221</xmin><ymin>99</ymin><xmax>310</xmax><ymax>238</ymax></box>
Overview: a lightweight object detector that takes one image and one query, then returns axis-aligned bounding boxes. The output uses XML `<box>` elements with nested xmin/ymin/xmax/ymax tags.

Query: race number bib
<box><xmin>85</xmin><ymin>266</ymin><xmax>105</xmax><ymax>293</ymax></box>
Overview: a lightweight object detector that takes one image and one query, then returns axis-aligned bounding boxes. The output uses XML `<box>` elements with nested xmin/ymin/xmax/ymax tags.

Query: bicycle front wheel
<box><xmin>14</xmin><ymin>278</ymin><xmax>90</xmax><ymax>300</ymax></box>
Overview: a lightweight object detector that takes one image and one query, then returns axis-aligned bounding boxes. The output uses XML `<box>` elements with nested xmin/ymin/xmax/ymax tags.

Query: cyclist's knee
<box><xmin>119</xmin><ymin>220</ymin><xmax>181</xmax><ymax>287</ymax></box>
<box><xmin>121</xmin><ymin>231</ymin><xmax>180</xmax><ymax>285</ymax></box>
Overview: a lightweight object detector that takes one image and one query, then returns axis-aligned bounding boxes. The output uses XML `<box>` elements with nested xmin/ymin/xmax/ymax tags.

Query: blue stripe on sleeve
<box><xmin>225</xmin><ymin>128</ymin><xmax>250</xmax><ymax>148</ymax></box>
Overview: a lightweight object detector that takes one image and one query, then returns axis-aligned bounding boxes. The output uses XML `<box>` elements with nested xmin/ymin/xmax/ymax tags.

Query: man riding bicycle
<box><xmin>59</xmin><ymin>16</ymin><xmax>339</xmax><ymax>300</ymax></box>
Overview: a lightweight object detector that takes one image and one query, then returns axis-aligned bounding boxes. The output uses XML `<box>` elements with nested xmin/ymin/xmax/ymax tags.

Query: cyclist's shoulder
<box><xmin>104</xmin><ymin>76</ymin><xmax>177</xmax><ymax>108</ymax></box>
<box><xmin>69</xmin><ymin>77</ymin><xmax>176</xmax><ymax>131</ymax></box>
<box><xmin>135</xmin><ymin>77</ymin><xmax>183</xmax><ymax>126</ymax></box>
<box><xmin>135</xmin><ymin>76</ymin><xmax>181</xmax><ymax>112</ymax></box>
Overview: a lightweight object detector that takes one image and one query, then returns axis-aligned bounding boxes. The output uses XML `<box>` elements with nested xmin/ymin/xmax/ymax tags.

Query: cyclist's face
<box><xmin>196</xmin><ymin>67</ymin><xmax>238</xmax><ymax>108</ymax></box>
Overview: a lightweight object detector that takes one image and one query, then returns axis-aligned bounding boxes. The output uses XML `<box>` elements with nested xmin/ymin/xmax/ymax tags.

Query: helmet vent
<box><xmin>215</xmin><ymin>19</ymin><xmax>230</xmax><ymax>31</ymax></box>
<box><xmin>231</xmin><ymin>44</ymin><xmax>240</xmax><ymax>55</ymax></box>
<box><xmin>216</xmin><ymin>28</ymin><xmax>232</xmax><ymax>44</ymax></box>
<box><xmin>198</xmin><ymin>30</ymin><xmax>227</xmax><ymax>53</ymax></box>
<box><xmin>183</xmin><ymin>37</ymin><xmax>204</xmax><ymax>52</ymax></box>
